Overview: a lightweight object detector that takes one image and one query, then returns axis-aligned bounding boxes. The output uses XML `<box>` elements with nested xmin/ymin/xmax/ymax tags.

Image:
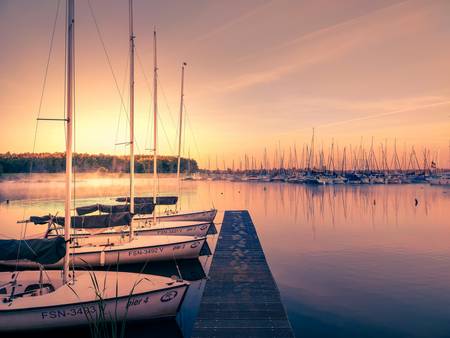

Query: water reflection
<box><xmin>1</xmin><ymin>175</ymin><xmax>449</xmax><ymax>337</ymax></box>
<box><xmin>201</xmin><ymin>181</ymin><xmax>450</xmax><ymax>337</ymax></box>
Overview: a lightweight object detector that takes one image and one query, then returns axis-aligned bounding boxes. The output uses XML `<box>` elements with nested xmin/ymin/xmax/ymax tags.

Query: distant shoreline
<box><xmin>0</xmin><ymin>152</ymin><xmax>198</xmax><ymax>174</ymax></box>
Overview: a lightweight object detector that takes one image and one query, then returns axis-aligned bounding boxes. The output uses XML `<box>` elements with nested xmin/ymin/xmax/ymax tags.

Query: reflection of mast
<box><xmin>341</xmin><ymin>188</ymin><xmax>348</xmax><ymax>220</ymax></box>
<box><xmin>371</xmin><ymin>193</ymin><xmax>376</xmax><ymax>229</ymax></box>
<box><xmin>293</xmin><ymin>185</ymin><xmax>299</xmax><ymax>223</ymax></box>
<box><xmin>394</xmin><ymin>190</ymin><xmax>399</xmax><ymax>226</ymax></box>
<box><xmin>328</xmin><ymin>188</ymin><xmax>336</xmax><ymax>228</ymax></box>
<box><xmin>264</xmin><ymin>182</ymin><xmax>268</xmax><ymax>217</ymax></box>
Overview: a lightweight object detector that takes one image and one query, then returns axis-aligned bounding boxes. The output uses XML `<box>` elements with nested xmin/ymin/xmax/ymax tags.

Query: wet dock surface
<box><xmin>191</xmin><ymin>210</ymin><xmax>294</xmax><ymax>338</ymax></box>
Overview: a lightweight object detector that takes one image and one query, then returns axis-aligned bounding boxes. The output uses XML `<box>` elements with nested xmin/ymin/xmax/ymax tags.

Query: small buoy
<box><xmin>6</xmin><ymin>199</ymin><xmax>9</xmax><ymax>204</ymax></box>
<box><xmin>373</xmin><ymin>199</ymin><xmax>376</xmax><ymax>205</ymax></box>
<box><xmin>415</xmin><ymin>198</ymin><xmax>419</xmax><ymax>206</ymax></box>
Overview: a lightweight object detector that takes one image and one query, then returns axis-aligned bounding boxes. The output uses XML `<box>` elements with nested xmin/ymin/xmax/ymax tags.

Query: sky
<box><xmin>0</xmin><ymin>0</ymin><xmax>449</xmax><ymax>168</ymax></box>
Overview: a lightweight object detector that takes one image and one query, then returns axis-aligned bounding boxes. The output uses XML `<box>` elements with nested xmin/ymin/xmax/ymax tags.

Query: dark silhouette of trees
<box><xmin>0</xmin><ymin>153</ymin><xmax>198</xmax><ymax>174</ymax></box>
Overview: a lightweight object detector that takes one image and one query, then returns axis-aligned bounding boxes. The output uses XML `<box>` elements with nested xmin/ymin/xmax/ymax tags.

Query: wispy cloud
<box><xmin>193</xmin><ymin>0</ymin><xmax>275</xmax><ymax>43</ymax></box>
<box><xmin>295</xmin><ymin>97</ymin><xmax>450</xmax><ymax>131</ymax></box>
<box><xmin>220</xmin><ymin>0</ymin><xmax>432</xmax><ymax>92</ymax></box>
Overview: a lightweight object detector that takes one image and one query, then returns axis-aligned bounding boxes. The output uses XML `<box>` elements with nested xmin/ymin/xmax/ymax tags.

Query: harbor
<box><xmin>1</xmin><ymin>0</ymin><xmax>450</xmax><ymax>337</ymax></box>
<box><xmin>1</xmin><ymin>175</ymin><xmax>449</xmax><ymax>337</ymax></box>
<box><xmin>198</xmin><ymin>168</ymin><xmax>450</xmax><ymax>186</ymax></box>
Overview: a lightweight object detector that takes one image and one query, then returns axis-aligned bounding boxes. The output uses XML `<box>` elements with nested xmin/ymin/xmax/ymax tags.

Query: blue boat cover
<box><xmin>76</xmin><ymin>203</ymin><xmax>154</xmax><ymax>216</ymax></box>
<box><xmin>0</xmin><ymin>237</ymin><xmax>66</xmax><ymax>264</ymax></box>
<box><xmin>30</xmin><ymin>212</ymin><xmax>132</xmax><ymax>229</ymax></box>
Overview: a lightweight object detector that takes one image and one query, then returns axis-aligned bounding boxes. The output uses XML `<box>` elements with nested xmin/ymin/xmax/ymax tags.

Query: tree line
<box><xmin>0</xmin><ymin>152</ymin><xmax>198</xmax><ymax>174</ymax></box>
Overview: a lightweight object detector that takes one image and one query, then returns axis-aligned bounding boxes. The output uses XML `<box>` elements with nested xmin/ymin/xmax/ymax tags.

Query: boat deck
<box><xmin>191</xmin><ymin>210</ymin><xmax>294</xmax><ymax>338</ymax></box>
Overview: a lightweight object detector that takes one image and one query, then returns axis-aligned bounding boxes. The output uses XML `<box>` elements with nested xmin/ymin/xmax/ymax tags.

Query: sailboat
<box><xmin>0</xmin><ymin>1</ymin><xmax>188</xmax><ymax>330</ymax></box>
<box><xmin>44</xmin><ymin>208</ymin><xmax>212</xmax><ymax>238</ymax></box>
<box><xmin>64</xmin><ymin>32</ymin><xmax>214</xmax><ymax>237</ymax></box>
<box><xmin>3</xmin><ymin>0</ymin><xmax>206</xmax><ymax>269</ymax></box>
<box><xmin>134</xmin><ymin>62</ymin><xmax>217</xmax><ymax>224</ymax></box>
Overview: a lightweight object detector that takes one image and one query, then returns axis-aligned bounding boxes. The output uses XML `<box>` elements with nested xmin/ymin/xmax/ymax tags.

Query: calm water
<box><xmin>1</xmin><ymin>174</ymin><xmax>449</xmax><ymax>337</ymax></box>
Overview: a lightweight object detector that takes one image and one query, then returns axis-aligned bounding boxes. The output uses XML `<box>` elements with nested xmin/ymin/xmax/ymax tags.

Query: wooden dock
<box><xmin>191</xmin><ymin>210</ymin><xmax>294</xmax><ymax>338</ymax></box>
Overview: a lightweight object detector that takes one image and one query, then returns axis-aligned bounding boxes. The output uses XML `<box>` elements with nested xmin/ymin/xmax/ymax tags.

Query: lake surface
<box><xmin>1</xmin><ymin>174</ymin><xmax>449</xmax><ymax>337</ymax></box>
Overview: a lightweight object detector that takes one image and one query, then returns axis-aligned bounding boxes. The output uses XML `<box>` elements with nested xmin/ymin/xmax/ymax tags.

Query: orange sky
<box><xmin>0</xmin><ymin>0</ymin><xmax>449</xmax><ymax>168</ymax></box>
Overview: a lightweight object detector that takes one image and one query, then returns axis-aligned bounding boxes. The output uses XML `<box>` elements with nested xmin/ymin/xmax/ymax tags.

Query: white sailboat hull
<box><xmin>0</xmin><ymin>271</ymin><xmax>188</xmax><ymax>331</ymax></box>
<box><xmin>0</xmin><ymin>236</ymin><xmax>206</xmax><ymax>269</ymax></box>
<box><xmin>127</xmin><ymin>220</ymin><xmax>211</xmax><ymax>237</ymax></box>
<box><xmin>136</xmin><ymin>209</ymin><xmax>217</xmax><ymax>222</ymax></box>
<box><xmin>50</xmin><ymin>221</ymin><xmax>212</xmax><ymax>238</ymax></box>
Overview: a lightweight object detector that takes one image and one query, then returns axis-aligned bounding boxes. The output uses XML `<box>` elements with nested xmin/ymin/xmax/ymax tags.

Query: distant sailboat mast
<box><xmin>129</xmin><ymin>0</ymin><xmax>135</xmax><ymax>238</ymax></box>
<box><xmin>63</xmin><ymin>0</ymin><xmax>74</xmax><ymax>284</ymax></box>
<box><xmin>176</xmin><ymin>62</ymin><xmax>186</xmax><ymax>181</ymax></box>
<box><xmin>176</xmin><ymin>62</ymin><xmax>186</xmax><ymax>209</ymax></box>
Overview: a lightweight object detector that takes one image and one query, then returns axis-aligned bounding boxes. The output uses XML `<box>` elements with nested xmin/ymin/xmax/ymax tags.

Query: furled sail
<box><xmin>115</xmin><ymin>196</ymin><xmax>178</xmax><ymax>205</ymax></box>
<box><xmin>30</xmin><ymin>212</ymin><xmax>132</xmax><ymax>229</ymax></box>
<box><xmin>76</xmin><ymin>203</ymin><xmax>155</xmax><ymax>216</ymax></box>
<box><xmin>0</xmin><ymin>237</ymin><xmax>66</xmax><ymax>264</ymax></box>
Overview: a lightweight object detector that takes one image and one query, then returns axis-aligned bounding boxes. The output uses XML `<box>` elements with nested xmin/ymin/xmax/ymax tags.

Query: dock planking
<box><xmin>191</xmin><ymin>210</ymin><xmax>294</xmax><ymax>338</ymax></box>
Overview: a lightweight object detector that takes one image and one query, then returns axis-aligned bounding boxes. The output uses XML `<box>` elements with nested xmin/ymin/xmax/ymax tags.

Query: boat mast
<box><xmin>153</xmin><ymin>29</ymin><xmax>158</xmax><ymax>224</ymax></box>
<box><xmin>176</xmin><ymin>63</ymin><xmax>186</xmax><ymax>181</ymax></box>
<box><xmin>129</xmin><ymin>0</ymin><xmax>135</xmax><ymax>239</ymax></box>
<box><xmin>64</xmin><ymin>0</ymin><xmax>74</xmax><ymax>285</ymax></box>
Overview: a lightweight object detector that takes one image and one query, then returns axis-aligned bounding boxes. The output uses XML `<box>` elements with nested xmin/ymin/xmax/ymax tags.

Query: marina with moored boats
<box><xmin>1</xmin><ymin>0</ymin><xmax>449</xmax><ymax>337</ymax></box>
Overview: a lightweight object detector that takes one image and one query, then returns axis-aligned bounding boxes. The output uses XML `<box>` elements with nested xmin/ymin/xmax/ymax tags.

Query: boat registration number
<box><xmin>128</xmin><ymin>244</ymin><xmax>187</xmax><ymax>256</ymax></box>
<box><xmin>128</xmin><ymin>247</ymin><xmax>164</xmax><ymax>256</ymax></box>
<box><xmin>41</xmin><ymin>305</ymin><xmax>97</xmax><ymax>320</ymax></box>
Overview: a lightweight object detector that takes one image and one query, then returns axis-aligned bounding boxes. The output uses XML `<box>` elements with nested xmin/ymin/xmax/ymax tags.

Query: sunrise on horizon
<box><xmin>0</xmin><ymin>1</ymin><xmax>449</xmax><ymax>338</ymax></box>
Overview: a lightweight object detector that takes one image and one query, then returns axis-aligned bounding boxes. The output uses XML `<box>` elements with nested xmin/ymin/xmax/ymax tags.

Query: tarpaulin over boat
<box><xmin>54</xmin><ymin>212</ymin><xmax>132</xmax><ymax>228</ymax></box>
<box><xmin>75</xmin><ymin>204</ymin><xmax>100</xmax><ymax>215</ymax></box>
<box><xmin>76</xmin><ymin>203</ymin><xmax>155</xmax><ymax>215</ymax></box>
<box><xmin>30</xmin><ymin>215</ymin><xmax>53</xmax><ymax>225</ymax></box>
<box><xmin>115</xmin><ymin>196</ymin><xmax>178</xmax><ymax>205</ymax></box>
<box><xmin>0</xmin><ymin>237</ymin><xmax>66</xmax><ymax>264</ymax></box>
<box><xmin>29</xmin><ymin>212</ymin><xmax>132</xmax><ymax>228</ymax></box>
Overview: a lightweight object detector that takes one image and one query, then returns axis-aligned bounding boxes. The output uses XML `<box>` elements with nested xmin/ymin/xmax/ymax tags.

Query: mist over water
<box><xmin>0</xmin><ymin>174</ymin><xmax>449</xmax><ymax>337</ymax></box>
